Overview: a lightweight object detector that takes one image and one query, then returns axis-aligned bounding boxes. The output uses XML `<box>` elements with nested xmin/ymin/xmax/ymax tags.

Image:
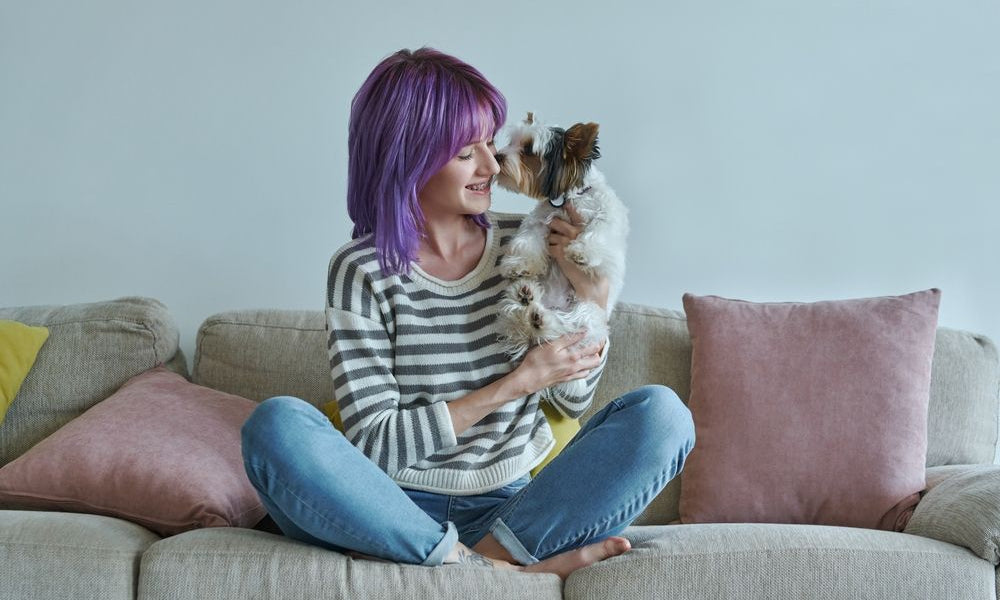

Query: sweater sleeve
<box><xmin>325</xmin><ymin>263</ymin><xmax>458</xmax><ymax>478</ymax></box>
<box><xmin>542</xmin><ymin>337</ymin><xmax>610</xmax><ymax>418</ymax></box>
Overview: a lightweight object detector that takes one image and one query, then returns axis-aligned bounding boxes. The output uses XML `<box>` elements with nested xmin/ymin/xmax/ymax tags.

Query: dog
<box><xmin>493</xmin><ymin>112</ymin><xmax>629</xmax><ymax>398</ymax></box>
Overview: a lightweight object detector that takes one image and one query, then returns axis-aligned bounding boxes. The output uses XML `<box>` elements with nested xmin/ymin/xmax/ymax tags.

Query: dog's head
<box><xmin>495</xmin><ymin>112</ymin><xmax>601</xmax><ymax>202</ymax></box>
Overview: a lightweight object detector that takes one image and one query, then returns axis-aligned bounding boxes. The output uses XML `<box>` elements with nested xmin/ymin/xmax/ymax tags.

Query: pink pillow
<box><xmin>0</xmin><ymin>366</ymin><xmax>265</xmax><ymax>536</ymax></box>
<box><xmin>679</xmin><ymin>289</ymin><xmax>941</xmax><ymax>531</ymax></box>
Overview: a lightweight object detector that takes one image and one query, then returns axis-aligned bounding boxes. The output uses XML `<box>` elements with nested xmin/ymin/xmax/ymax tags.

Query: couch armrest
<box><xmin>904</xmin><ymin>464</ymin><xmax>1000</xmax><ymax>564</ymax></box>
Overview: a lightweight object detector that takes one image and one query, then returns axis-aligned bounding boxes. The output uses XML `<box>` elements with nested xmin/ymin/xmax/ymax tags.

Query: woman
<box><xmin>240</xmin><ymin>47</ymin><xmax>695</xmax><ymax>579</ymax></box>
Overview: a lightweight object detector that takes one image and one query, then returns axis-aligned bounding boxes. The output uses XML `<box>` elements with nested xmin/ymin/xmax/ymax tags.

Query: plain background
<box><xmin>2</xmin><ymin>1</ymin><xmax>998</xmax><ymax>369</ymax></box>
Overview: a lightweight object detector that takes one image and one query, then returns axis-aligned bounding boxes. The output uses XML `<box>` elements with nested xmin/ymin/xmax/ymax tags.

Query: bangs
<box><xmin>449</xmin><ymin>83</ymin><xmax>506</xmax><ymax>151</ymax></box>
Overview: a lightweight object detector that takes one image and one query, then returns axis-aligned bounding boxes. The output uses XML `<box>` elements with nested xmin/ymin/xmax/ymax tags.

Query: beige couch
<box><xmin>1</xmin><ymin>296</ymin><xmax>999</xmax><ymax>600</ymax></box>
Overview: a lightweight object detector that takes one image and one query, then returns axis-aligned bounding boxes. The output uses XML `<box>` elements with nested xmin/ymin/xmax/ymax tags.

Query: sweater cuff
<box><xmin>429</xmin><ymin>400</ymin><xmax>458</xmax><ymax>449</ymax></box>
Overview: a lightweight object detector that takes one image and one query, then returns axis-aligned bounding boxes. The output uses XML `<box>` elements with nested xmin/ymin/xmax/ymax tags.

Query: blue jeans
<box><xmin>240</xmin><ymin>384</ymin><xmax>694</xmax><ymax>566</ymax></box>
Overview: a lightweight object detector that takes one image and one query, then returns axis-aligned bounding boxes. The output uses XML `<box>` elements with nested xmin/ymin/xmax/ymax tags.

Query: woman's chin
<box><xmin>463</xmin><ymin>193</ymin><xmax>492</xmax><ymax>212</ymax></box>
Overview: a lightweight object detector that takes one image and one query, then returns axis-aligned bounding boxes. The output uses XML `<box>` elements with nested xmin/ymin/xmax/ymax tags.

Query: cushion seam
<box><xmin>200</xmin><ymin>320</ymin><xmax>325</xmax><ymax>333</ymax></box>
<box><xmin>0</xmin><ymin>541</ymin><xmax>153</xmax><ymax>553</ymax></box>
<box><xmin>621</xmin><ymin>546</ymin><xmax>979</xmax><ymax>560</ymax></box>
<box><xmin>15</xmin><ymin>316</ymin><xmax>163</xmax><ymax>329</ymax></box>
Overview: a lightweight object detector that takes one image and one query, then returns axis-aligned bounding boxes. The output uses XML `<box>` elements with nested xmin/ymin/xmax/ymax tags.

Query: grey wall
<box><xmin>2</xmin><ymin>1</ymin><xmax>997</xmax><ymax>368</ymax></box>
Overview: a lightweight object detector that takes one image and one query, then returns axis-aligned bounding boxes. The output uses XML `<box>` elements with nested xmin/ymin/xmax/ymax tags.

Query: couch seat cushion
<box><xmin>139</xmin><ymin>527</ymin><xmax>561</xmax><ymax>600</ymax></box>
<box><xmin>0</xmin><ymin>509</ymin><xmax>159</xmax><ymax>600</ymax></box>
<box><xmin>563</xmin><ymin>523</ymin><xmax>994</xmax><ymax>600</ymax></box>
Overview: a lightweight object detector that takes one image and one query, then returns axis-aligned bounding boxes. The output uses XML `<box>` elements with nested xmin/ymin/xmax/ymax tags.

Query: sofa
<box><xmin>1</xmin><ymin>295</ymin><xmax>999</xmax><ymax>600</ymax></box>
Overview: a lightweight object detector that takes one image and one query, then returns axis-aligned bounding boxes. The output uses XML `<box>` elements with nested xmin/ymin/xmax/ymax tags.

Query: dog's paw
<box><xmin>508</xmin><ymin>279</ymin><xmax>544</xmax><ymax>306</ymax></box>
<box><xmin>500</xmin><ymin>254</ymin><xmax>548</xmax><ymax>280</ymax></box>
<box><xmin>564</xmin><ymin>240</ymin><xmax>599</xmax><ymax>269</ymax></box>
<box><xmin>530</xmin><ymin>308</ymin><xmax>545</xmax><ymax>330</ymax></box>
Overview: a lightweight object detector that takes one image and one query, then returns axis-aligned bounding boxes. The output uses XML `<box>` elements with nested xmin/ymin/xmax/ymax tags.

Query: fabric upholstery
<box><xmin>679</xmin><ymin>290</ymin><xmax>940</xmax><ymax>530</ymax></box>
<box><xmin>0</xmin><ymin>297</ymin><xmax>186</xmax><ymax>467</ymax></box>
<box><xmin>589</xmin><ymin>304</ymin><xmax>693</xmax><ymax>525</ymax></box>
<box><xmin>193</xmin><ymin>309</ymin><xmax>330</xmax><ymax>406</ymax></box>
<box><xmin>563</xmin><ymin>523</ymin><xmax>996</xmax><ymax>600</ymax></box>
<box><xmin>905</xmin><ymin>464</ymin><xmax>1000</xmax><ymax>564</ymax></box>
<box><xmin>0</xmin><ymin>510</ymin><xmax>157</xmax><ymax>600</ymax></box>
<box><xmin>190</xmin><ymin>302</ymin><xmax>1000</xmax><ymax>528</ymax></box>
<box><xmin>138</xmin><ymin>527</ymin><xmax>562</xmax><ymax>600</ymax></box>
<box><xmin>0</xmin><ymin>367</ymin><xmax>265</xmax><ymax>535</ymax></box>
<box><xmin>927</xmin><ymin>328</ymin><xmax>1000</xmax><ymax>465</ymax></box>
<box><xmin>0</xmin><ymin>320</ymin><xmax>48</xmax><ymax>424</ymax></box>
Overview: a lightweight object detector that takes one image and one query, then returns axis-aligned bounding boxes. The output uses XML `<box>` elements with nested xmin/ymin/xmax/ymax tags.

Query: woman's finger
<box><xmin>565</xmin><ymin>202</ymin><xmax>584</xmax><ymax>226</ymax></box>
<box><xmin>548</xmin><ymin>218</ymin><xmax>578</xmax><ymax>238</ymax></box>
<box><xmin>547</xmin><ymin>232</ymin><xmax>572</xmax><ymax>245</ymax></box>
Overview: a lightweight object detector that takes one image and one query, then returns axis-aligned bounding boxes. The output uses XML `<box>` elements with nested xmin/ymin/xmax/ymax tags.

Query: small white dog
<box><xmin>493</xmin><ymin>112</ymin><xmax>629</xmax><ymax>397</ymax></box>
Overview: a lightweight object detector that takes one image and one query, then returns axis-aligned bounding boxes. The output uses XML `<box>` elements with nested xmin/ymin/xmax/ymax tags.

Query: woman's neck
<box><xmin>417</xmin><ymin>215</ymin><xmax>487</xmax><ymax>280</ymax></box>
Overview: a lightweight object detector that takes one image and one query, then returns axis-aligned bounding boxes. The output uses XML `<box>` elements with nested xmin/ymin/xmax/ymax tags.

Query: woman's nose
<box><xmin>482</xmin><ymin>151</ymin><xmax>501</xmax><ymax>175</ymax></box>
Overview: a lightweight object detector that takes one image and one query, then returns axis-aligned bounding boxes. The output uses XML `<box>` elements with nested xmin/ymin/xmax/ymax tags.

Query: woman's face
<box><xmin>418</xmin><ymin>136</ymin><xmax>501</xmax><ymax>220</ymax></box>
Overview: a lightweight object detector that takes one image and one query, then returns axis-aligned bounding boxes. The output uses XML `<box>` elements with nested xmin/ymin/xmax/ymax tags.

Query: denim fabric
<box><xmin>240</xmin><ymin>384</ymin><xmax>694</xmax><ymax>566</ymax></box>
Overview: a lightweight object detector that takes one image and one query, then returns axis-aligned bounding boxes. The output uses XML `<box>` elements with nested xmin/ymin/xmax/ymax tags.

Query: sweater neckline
<box><xmin>409</xmin><ymin>214</ymin><xmax>498</xmax><ymax>293</ymax></box>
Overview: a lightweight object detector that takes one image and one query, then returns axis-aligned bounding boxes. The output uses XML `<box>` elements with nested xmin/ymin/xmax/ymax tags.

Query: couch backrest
<box><xmin>0</xmin><ymin>297</ymin><xmax>187</xmax><ymax>467</ymax></box>
<box><xmin>192</xmin><ymin>302</ymin><xmax>1000</xmax><ymax>524</ymax></box>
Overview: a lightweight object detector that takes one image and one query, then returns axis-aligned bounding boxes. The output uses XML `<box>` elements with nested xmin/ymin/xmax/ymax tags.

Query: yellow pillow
<box><xmin>0</xmin><ymin>320</ymin><xmax>49</xmax><ymax>424</ymax></box>
<box><xmin>321</xmin><ymin>399</ymin><xmax>345</xmax><ymax>432</ymax></box>
<box><xmin>531</xmin><ymin>402</ymin><xmax>580</xmax><ymax>477</ymax></box>
<box><xmin>320</xmin><ymin>399</ymin><xmax>578</xmax><ymax>477</ymax></box>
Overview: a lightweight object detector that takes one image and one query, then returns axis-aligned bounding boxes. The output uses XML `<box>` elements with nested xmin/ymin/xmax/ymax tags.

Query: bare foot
<box><xmin>523</xmin><ymin>537</ymin><xmax>631</xmax><ymax>580</ymax></box>
<box><xmin>444</xmin><ymin>537</ymin><xmax>631</xmax><ymax>581</ymax></box>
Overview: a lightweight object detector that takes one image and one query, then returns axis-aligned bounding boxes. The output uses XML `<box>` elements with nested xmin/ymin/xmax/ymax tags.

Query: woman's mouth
<box><xmin>465</xmin><ymin>180</ymin><xmax>492</xmax><ymax>194</ymax></box>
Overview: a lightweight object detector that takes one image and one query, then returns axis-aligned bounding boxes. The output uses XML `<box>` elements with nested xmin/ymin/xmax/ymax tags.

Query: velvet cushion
<box><xmin>679</xmin><ymin>289</ymin><xmax>941</xmax><ymax>530</ymax></box>
<box><xmin>0</xmin><ymin>366</ymin><xmax>265</xmax><ymax>536</ymax></box>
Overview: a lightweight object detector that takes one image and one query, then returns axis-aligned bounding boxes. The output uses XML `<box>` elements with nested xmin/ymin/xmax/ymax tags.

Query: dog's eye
<box><xmin>521</xmin><ymin>142</ymin><xmax>534</xmax><ymax>156</ymax></box>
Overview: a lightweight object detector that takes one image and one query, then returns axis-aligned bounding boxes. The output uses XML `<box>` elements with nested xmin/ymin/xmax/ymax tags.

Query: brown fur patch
<box><xmin>564</xmin><ymin>123</ymin><xmax>600</xmax><ymax>160</ymax></box>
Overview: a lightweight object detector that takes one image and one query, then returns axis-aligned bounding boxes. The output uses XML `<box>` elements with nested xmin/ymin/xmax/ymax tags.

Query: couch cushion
<box><xmin>193</xmin><ymin>309</ymin><xmax>329</xmax><ymax>406</ymax></box>
<box><xmin>139</xmin><ymin>527</ymin><xmax>562</xmax><ymax>600</ymax></box>
<box><xmin>927</xmin><ymin>328</ymin><xmax>1000</xmax><ymax>465</ymax></box>
<box><xmin>562</xmin><ymin>523</ymin><xmax>995</xmax><ymax>600</ymax></box>
<box><xmin>905</xmin><ymin>464</ymin><xmax>1000</xmax><ymax>564</ymax></box>
<box><xmin>0</xmin><ymin>366</ymin><xmax>265</xmax><ymax>535</ymax></box>
<box><xmin>679</xmin><ymin>290</ymin><xmax>941</xmax><ymax>530</ymax></box>
<box><xmin>0</xmin><ymin>297</ymin><xmax>186</xmax><ymax>466</ymax></box>
<box><xmin>0</xmin><ymin>510</ymin><xmax>158</xmax><ymax>600</ymax></box>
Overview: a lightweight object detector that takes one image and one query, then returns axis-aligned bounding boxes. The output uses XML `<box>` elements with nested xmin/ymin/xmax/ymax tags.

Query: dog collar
<box><xmin>549</xmin><ymin>186</ymin><xmax>592</xmax><ymax>208</ymax></box>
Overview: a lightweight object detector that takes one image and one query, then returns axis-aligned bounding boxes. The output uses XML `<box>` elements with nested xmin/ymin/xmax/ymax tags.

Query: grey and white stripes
<box><xmin>325</xmin><ymin>211</ymin><xmax>609</xmax><ymax>495</ymax></box>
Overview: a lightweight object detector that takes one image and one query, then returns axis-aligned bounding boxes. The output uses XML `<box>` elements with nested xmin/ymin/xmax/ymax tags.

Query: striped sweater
<box><xmin>325</xmin><ymin>211</ymin><xmax>609</xmax><ymax>495</ymax></box>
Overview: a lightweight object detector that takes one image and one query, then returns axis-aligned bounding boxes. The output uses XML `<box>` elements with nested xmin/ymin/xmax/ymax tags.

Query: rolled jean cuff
<box><xmin>490</xmin><ymin>518</ymin><xmax>539</xmax><ymax>565</ymax></box>
<box><xmin>421</xmin><ymin>521</ymin><xmax>458</xmax><ymax>566</ymax></box>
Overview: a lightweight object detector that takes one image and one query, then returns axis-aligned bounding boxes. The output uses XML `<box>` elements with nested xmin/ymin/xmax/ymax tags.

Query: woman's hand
<box><xmin>546</xmin><ymin>202</ymin><xmax>610</xmax><ymax>310</ymax></box>
<box><xmin>507</xmin><ymin>331</ymin><xmax>604</xmax><ymax>398</ymax></box>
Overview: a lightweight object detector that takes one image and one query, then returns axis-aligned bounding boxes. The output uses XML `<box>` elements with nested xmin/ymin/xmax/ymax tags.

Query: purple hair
<box><xmin>347</xmin><ymin>47</ymin><xmax>507</xmax><ymax>276</ymax></box>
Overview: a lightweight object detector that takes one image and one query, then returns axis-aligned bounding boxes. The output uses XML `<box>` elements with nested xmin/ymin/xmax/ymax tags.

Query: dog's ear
<box><xmin>564</xmin><ymin>122</ymin><xmax>601</xmax><ymax>162</ymax></box>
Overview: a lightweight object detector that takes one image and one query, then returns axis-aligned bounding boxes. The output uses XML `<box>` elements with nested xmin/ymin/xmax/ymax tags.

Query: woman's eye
<box><xmin>458</xmin><ymin>141</ymin><xmax>493</xmax><ymax>161</ymax></box>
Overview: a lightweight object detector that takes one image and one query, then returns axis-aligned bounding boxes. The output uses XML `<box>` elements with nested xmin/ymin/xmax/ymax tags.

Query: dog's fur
<box><xmin>494</xmin><ymin>112</ymin><xmax>629</xmax><ymax>398</ymax></box>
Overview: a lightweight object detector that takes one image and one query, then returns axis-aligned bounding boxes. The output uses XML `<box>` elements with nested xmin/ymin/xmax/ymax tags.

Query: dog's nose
<box><xmin>494</xmin><ymin>153</ymin><xmax>505</xmax><ymax>165</ymax></box>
